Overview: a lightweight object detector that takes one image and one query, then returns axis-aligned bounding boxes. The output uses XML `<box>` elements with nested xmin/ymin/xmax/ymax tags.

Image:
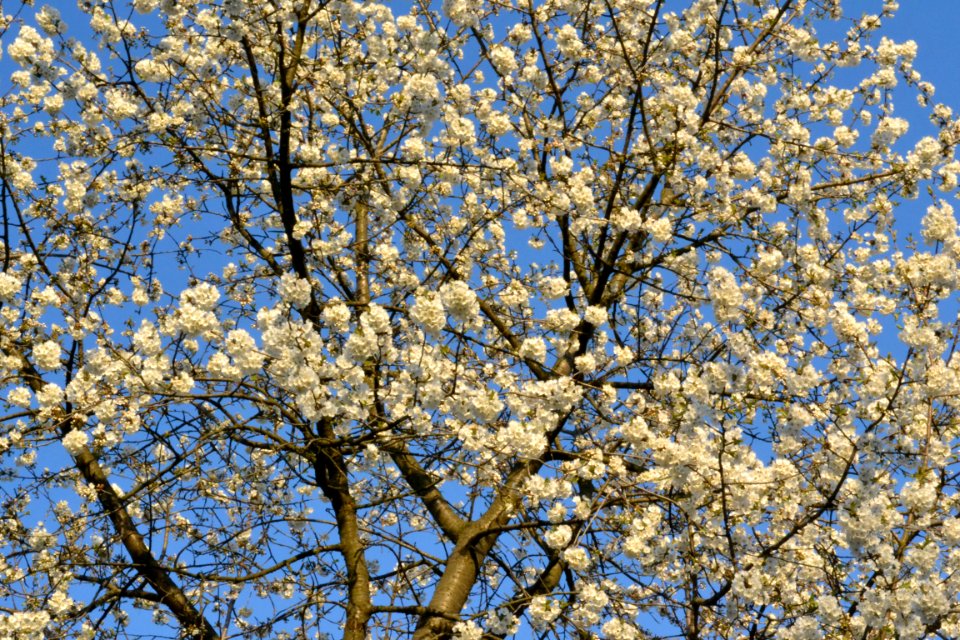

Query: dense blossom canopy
<box><xmin>1</xmin><ymin>0</ymin><xmax>960</xmax><ymax>638</ymax></box>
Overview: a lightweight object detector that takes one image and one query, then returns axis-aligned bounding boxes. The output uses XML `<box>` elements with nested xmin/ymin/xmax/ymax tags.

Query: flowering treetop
<box><xmin>1</xmin><ymin>0</ymin><xmax>960</xmax><ymax>639</ymax></box>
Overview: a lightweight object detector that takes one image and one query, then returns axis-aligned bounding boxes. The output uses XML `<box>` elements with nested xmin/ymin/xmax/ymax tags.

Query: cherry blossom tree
<box><xmin>2</xmin><ymin>0</ymin><xmax>960</xmax><ymax>638</ymax></box>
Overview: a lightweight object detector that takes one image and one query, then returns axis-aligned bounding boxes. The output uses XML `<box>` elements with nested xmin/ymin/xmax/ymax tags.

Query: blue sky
<box><xmin>889</xmin><ymin>2</ymin><xmax>960</xmax><ymax>117</ymax></box>
<box><xmin>901</xmin><ymin>4</ymin><xmax>960</xmax><ymax>94</ymax></box>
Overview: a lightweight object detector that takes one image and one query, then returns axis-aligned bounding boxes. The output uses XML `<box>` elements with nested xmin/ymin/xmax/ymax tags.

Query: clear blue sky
<box><xmin>890</xmin><ymin>2</ymin><xmax>960</xmax><ymax>111</ymax></box>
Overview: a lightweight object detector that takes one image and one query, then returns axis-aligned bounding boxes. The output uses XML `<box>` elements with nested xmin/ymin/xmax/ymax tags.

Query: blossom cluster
<box><xmin>1</xmin><ymin>1</ymin><xmax>960</xmax><ymax>639</ymax></box>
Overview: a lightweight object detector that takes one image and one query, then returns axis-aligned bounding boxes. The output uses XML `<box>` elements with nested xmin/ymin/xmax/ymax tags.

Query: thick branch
<box><xmin>381</xmin><ymin>438</ymin><xmax>466</xmax><ymax>542</ymax></box>
<box><xmin>72</xmin><ymin>447</ymin><xmax>218</xmax><ymax>640</ymax></box>
<box><xmin>310</xmin><ymin>419</ymin><xmax>373</xmax><ymax>639</ymax></box>
<box><xmin>7</xmin><ymin>350</ymin><xmax>217</xmax><ymax>639</ymax></box>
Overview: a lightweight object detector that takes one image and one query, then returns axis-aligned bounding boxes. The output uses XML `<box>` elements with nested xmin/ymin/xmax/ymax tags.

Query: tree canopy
<box><xmin>2</xmin><ymin>0</ymin><xmax>960</xmax><ymax>638</ymax></box>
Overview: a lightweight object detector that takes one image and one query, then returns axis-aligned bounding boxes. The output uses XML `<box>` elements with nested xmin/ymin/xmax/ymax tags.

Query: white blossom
<box><xmin>225</xmin><ymin>329</ymin><xmax>263</xmax><ymax>374</ymax></box>
<box><xmin>644</xmin><ymin>216</ymin><xmax>673</xmax><ymax>243</ymax></box>
<box><xmin>62</xmin><ymin>429</ymin><xmax>89</xmax><ymax>455</ymax></box>
<box><xmin>707</xmin><ymin>267</ymin><xmax>743</xmax><ymax>323</ymax></box>
<box><xmin>278</xmin><ymin>273</ymin><xmax>312</xmax><ymax>309</ymax></box>
<box><xmin>545</xmin><ymin>524</ymin><xmax>573</xmax><ymax>549</ymax></box>
<box><xmin>451</xmin><ymin>621</ymin><xmax>483</xmax><ymax>640</ymax></box>
<box><xmin>602</xmin><ymin>619</ymin><xmax>640</xmax><ymax>640</ymax></box>
<box><xmin>323</xmin><ymin>300</ymin><xmax>351</xmax><ymax>331</ymax></box>
<box><xmin>1</xmin><ymin>3</ymin><xmax>958</xmax><ymax>639</ymax></box>
<box><xmin>443</xmin><ymin>0</ymin><xmax>481</xmax><ymax>27</ymax></box>
<box><xmin>922</xmin><ymin>201</ymin><xmax>957</xmax><ymax>244</ymax></box>
<box><xmin>7</xmin><ymin>387</ymin><xmax>31</xmax><ymax>408</ymax></box>
<box><xmin>410</xmin><ymin>291</ymin><xmax>446</xmax><ymax>335</ymax></box>
<box><xmin>37</xmin><ymin>7</ymin><xmax>67</xmax><ymax>35</ymax></box>
<box><xmin>0</xmin><ymin>272</ymin><xmax>21</xmax><ymax>300</ymax></box>
<box><xmin>8</xmin><ymin>26</ymin><xmax>54</xmax><ymax>66</ymax></box>
<box><xmin>133</xmin><ymin>320</ymin><xmax>162</xmax><ymax>356</ymax></box>
<box><xmin>487</xmin><ymin>45</ymin><xmax>517</xmax><ymax>75</ymax></box>
<box><xmin>872</xmin><ymin>116</ymin><xmax>909</xmax><ymax>147</ymax></box>
<box><xmin>563</xmin><ymin>546</ymin><xmax>591</xmax><ymax>571</ymax></box>
<box><xmin>35</xmin><ymin>383</ymin><xmax>63</xmax><ymax>409</ymax></box>
<box><xmin>361</xmin><ymin>304</ymin><xmax>392</xmax><ymax>335</ymax></box>
<box><xmin>529</xmin><ymin>596</ymin><xmax>562</xmax><ymax>629</ymax></box>
<box><xmin>33</xmin><ymin>340</ymin><xmax>61</xmax><ymax>370</ymax></box>
<box><xmin>518</xmin><ymin>337</ymin><xmax>547</xmax><ymax>363</ymax></box>
<box><xmin>583</xmin><ymin>305</ymin><xmax>607</xmax><ymax>327</ymax></box>
<box><xmin>538</xmin><ymin>276</ymin><xmax>568</xmax><ymax>299</ymax></box>
<box><xmin>0</xmin><ymin>612</ymin><xmax>50</xmax><ymax>639</ymax></box>
<box><xmin>440</xmin><ymin>281</ymin><xmax>479</xmax><ymax>325</ymax></box>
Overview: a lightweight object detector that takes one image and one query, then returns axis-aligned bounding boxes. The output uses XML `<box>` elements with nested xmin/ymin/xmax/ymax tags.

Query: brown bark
<box><xmin>10</xmin><ymin>350</ymin><xmax>218</xmax><ymax>640</ymax></box>
<box><xmin>311</xmin><ymin>419</ymin><xmax>373</xmax><ymax>639</ymax></box>
<box><xmin>412</xmin><ymin>461</ymin><xmax>535</xmax><ymax>639</ymax></box>
<box><xmin>72</xmin><ymin>446</ymin><xmax>219</xmax><ymax>640</ymax></box>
